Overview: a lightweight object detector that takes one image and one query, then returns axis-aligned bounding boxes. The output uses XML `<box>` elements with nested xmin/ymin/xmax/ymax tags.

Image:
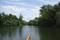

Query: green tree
<box><xmin>0</xmin><ymin>13</ymin><xmax>24</xmax><ymax>26</ymax></box>
<box><xmin>38</xmin><ymin>2</ymin><xmax>60</xmax><ymax>27</ymax></box>
<box><xmin>18</xmin><ymin>14</ymin><xmax>23</xmax><ymax>26</ymax></box>
<box><xmin>38</xmin><ymin>5</ymin><xmax>56</xmax><ymax>27</ymax></box>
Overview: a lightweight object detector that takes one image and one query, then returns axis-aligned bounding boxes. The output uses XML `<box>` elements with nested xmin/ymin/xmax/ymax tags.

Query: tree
<box><xmin>18</xmin><ymin>14</ymin><xmax>23</xmax><ymax>26</ymax></box>
<box><xmin>38</xmin><ymin>5</ymin><xmax>56</xmax><ymax>27</ymax></box>
<box><xmin>0</xmin><ymin>13</ymin><xmax>24</xmax><ymax>26</ymax></box>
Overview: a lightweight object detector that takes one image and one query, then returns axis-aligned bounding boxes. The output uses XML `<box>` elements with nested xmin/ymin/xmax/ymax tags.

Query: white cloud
<box><xmin>0</xmin><ymin>6</ymin><xmax>21</xmax><ymax>17</ymax></box>
<box><xmin>0</xmin><ymin>5</ymin><xmax>40</xmax><ymax>21</ymax></box>
<box><xmin>37</xmin><ymin>0</ymin><xmax>60</xmax><ymax>5</ymax></box>
<box><xmin>20</xmin><ymin>6</ymin><xmax>40</xmax><ymax>21</ymax></box>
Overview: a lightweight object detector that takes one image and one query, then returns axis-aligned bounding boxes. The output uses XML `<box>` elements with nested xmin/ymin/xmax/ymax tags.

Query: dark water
<box><xmin>40</xmin><ymin>28</ymin><xmax>60</xmax><ymax>40</ymax></box>
<box><xmin>0</xmin><ymin>26</ymin><xmax>60</xmax><ymax>40</ymax></box>
<box><xmin>0</xmin><ymin>26</ymin><xmax>40</xmax><ymax>40</ymax></box>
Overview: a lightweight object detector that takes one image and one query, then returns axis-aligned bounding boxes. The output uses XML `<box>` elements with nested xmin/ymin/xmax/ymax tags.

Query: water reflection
<box><xmin>21</xmin><ymin>26</ymin><xmax>40</xmax><ymax>40</ymax></box>
<box><xmin>0</xmin><ymin>26</ymin><xmax>40</xmax><ymax>40</ymax></box>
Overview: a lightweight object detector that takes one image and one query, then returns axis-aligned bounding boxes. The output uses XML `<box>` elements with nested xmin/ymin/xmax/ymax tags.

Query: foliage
<box><xmin>0</xmin><ymin>13</ymin><xmax>24</xmax><ymax>26</ymax></box>
<box><xmin>28</xmin><ymin>17</ymin><xmax>38</xmax><ymax>26</ymax></box>
<box><xmin>38</xmin><ymin>2</ymin><xmax>60</xmax><ymax>27</ymax></box>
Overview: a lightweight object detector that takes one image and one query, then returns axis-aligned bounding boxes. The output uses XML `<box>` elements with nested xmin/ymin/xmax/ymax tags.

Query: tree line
<box><xmin>28</xmin><ymin>2</ymin><xmax>60</xmax><ymax>27</ymax></box>
<box><xmin>0</xmin><ymin>12</ymin><xmax>25</xmax><ymax>26</ymax></box>
<box><xmin>0</xmin><ymin>13</ymin><xmax>28</xmax><ymax>33</ymax></box>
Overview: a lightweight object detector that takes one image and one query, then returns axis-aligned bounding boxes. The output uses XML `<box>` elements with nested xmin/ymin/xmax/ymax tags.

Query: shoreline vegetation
<box><xmin>0</xmin><ymin>13</ymin><xmax>25</xmax><ymax>26</ymax></box>
<box><xmin>0</xmin><ymin>13</ymin><xmax>25</xmax><ymax>34</ymax></box>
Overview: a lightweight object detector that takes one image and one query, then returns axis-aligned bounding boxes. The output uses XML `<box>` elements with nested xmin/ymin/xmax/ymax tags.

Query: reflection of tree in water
<box><xmin>0</xmin><ymin>26</ymin><xmax>16</xmax><ymax>36</ymax></box>
<box><xmin>0</xmin><ymin>26</ymin><xmax>21</xmax><ymax>40</ymax></box>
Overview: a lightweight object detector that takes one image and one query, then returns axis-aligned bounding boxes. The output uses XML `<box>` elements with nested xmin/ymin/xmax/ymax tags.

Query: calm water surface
<box><xmin>0</xmin><ymin>26</ymin><xmax>40</xmax><ymax>40</ymax></box>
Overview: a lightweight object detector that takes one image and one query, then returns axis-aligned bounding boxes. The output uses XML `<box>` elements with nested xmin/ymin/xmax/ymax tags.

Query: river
<box><xmin>0</xmin><ymin>26</ymin><xmax>40</xmax><ymax>40</ymax></box>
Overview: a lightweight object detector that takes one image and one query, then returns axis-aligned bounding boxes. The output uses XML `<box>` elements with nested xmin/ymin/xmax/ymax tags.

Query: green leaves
<box><xmin>38</xmin><ymin>2</ymin><xmax>60</xmax><ymax>27</ymax></box>
<box><xmin>0</xmin><ymin>13</ymin><xmax>24</xmax><ymax>26</ymax></box>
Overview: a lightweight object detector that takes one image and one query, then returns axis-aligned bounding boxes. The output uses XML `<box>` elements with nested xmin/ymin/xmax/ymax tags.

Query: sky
<box><xmin>0</xmin><ymin>0</ymin><xmax>60</xmax><ymax>21</ymax></box>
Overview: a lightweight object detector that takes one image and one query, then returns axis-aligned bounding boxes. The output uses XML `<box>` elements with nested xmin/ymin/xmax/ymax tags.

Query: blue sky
<box><xmin>0</xmin><ymin>0</ymin><xmax>60</xmax><ymax>21</ymax></box>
